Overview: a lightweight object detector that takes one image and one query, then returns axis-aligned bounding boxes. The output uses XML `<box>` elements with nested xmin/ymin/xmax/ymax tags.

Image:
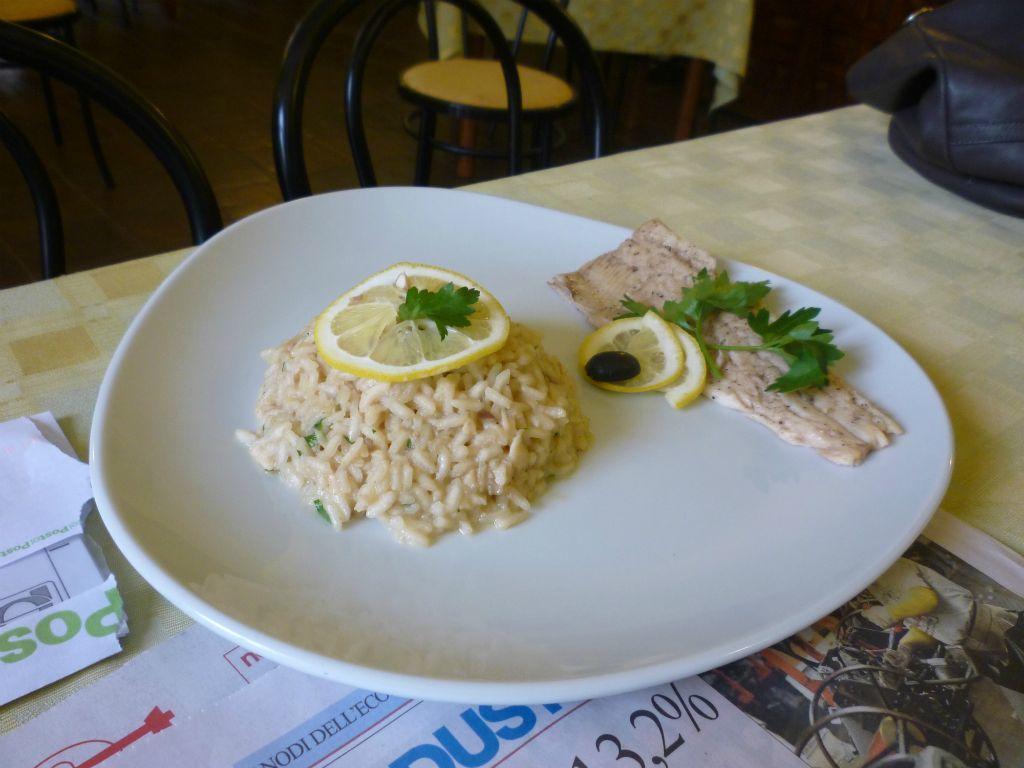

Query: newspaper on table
<box><xmin>705</xmin><ymin>512</ymin><xmax>1024</xmax><ymax>768</ymax></box>
<box><xmin>0</xmin><ymin>414</ymin><xmax>127</xmax><ymax>707</ymax></box>
<box><xmin>2</xmin><ymin>512</ymin><xmax>1021</xmax><ymax>768</ymax></box>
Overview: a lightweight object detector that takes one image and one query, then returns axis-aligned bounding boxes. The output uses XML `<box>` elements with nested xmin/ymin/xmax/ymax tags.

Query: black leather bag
<box><xmin>847</xmin><ymin>0</ymin><xmax>1024</xmax><ymax>218</ymax></box>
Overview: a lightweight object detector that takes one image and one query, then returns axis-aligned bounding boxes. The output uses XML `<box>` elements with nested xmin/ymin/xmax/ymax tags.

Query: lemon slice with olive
<box><xmin>315</xmin><ymin>263</ymin><xmax>510</xmax><ymax>382</ymax></box>
<box><xmin>578</xmin><ymin>312</ymin><xmax>684</xmax><ymax>393</ymax></box>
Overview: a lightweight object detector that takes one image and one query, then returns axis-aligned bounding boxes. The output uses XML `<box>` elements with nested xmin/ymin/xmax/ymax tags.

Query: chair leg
<box><xmin>77</xmin><ymin>92</ymin><xmax>115</xmax><ymax>188</ymax></box>
<box><xmin>40</xmin><ymin>74</ymin><xmax>63</xmax><ymax>146</ymax></box>
<box><xmin>538</xmin><ymin>120</ymin><xmax>553</xmax><ymax>169</ymax></box>
<box><xmin>674</xmin><ymin>57</ymin><xmax>706</xmax><ymax>141</ymax></box>
<box><xmin>63</xmin><ymin>22</ymin><xmax>115</xmax><ymax>188</ymax></box>
<box><xmin>414</xmin><ymin>110</ymin><xmax>436</xmax><ymax>186</ymax></box>
<box><xmin>0</xmin><ymin>111</ymin><xmax>66</xmax><ymax>278</ymax></box>
<box><xmin>455</xmin><ymin>118</ymin><xmax>477</xmax><ymax>180</ymax></box>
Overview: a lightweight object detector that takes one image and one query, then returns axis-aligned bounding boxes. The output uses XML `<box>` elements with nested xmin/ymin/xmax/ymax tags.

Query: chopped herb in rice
<box><xmin>313</xmin><ymin>499</ymin><xmax>330</xmax><ymax>523</ymax></box>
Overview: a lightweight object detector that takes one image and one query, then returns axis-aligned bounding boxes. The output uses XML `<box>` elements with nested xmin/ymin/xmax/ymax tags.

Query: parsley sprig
<box><xmin>619</xmin><ymin>269</ymin><xmax>843</xmax><ymax>393</ymax></box>
<box><xmin>745</xmin><ymin>308</ymin><xmax>844</xmax><ymax>391</ymax></box>
<box><xmin>397</xmin><ymin>283</ymin><xmax>479</xmax><ymax>340</ymax></box>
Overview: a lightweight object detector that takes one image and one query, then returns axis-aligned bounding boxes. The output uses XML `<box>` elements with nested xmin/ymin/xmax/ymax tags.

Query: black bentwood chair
<box><xmin>0</xmin><ymin>0</ymin><xmax>114</xmax><ymax>188</ymax></box>
<box><xmin>273</xmin><ymin>0</ymin><xmax>607</xmax><ymax>199</ymax></box>
<box><xmin>0</xmin><ymin>21</ymin><xmax>221</xmax><ymax>279</ymax></box>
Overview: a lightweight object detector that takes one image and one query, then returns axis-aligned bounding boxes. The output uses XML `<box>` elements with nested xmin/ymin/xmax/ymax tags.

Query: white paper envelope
<box><xmin>0</xmin><ymin>413</ymin><xmax>126</xmax><ymax>707</ymax></box>
<box><xmin>0</xmin><ymin>414</ymin><xmax>93</xmax><ymax>564</ymax></box>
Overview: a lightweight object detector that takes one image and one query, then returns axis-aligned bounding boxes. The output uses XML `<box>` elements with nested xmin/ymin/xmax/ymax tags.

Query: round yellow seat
<box><xmin>0</xmin><ymin>0</ymin><xmax>76</xmax><ymax>22</ymax></box>
<box><xmin>400</xmin><ymin>58</ymin><xmax>574</xmax><ymax>113</ymax></box>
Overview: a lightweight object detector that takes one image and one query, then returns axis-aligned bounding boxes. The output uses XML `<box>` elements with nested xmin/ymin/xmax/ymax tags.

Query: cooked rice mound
<box><xmin>236</xmin><ymin>323</ymin><xmax>590</xmax><ymax>546</ymax></box>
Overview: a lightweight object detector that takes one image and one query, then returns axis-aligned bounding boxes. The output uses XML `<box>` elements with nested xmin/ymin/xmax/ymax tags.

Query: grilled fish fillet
<box><xmin>549</xmin><ymin>220</ymin><xmax>902</xmax><ymax>465</ymax></box>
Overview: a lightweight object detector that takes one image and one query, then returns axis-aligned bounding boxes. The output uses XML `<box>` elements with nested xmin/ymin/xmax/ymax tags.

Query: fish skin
<box><xmin>550</xmin><ymin>220</ymin><xmax>902</xmax><ymax>465</ymax></box>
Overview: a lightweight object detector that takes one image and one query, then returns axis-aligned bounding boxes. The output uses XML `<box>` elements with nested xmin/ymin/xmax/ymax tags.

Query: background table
<box><xmin>431</xmin><ymin>0</ymin><xmax>754</xmax><ymax>107</ymax></box>
<box><xmin>2</xmin><ymin>105</ymin><xmax>1022</xmax><ymax>732</ymax></box>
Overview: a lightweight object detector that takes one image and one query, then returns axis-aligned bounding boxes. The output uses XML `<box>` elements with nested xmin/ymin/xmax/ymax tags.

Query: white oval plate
<box><xmin>91</xmin><ymin>187</ymin><xmax>952</xmax><ymax>704</ymax></box>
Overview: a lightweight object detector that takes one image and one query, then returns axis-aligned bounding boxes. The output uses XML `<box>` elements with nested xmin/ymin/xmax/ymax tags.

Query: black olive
<box><xmin>585</xmin><ymin>351</ymin><xmax>641</xmax><ymax>382</ymax></box>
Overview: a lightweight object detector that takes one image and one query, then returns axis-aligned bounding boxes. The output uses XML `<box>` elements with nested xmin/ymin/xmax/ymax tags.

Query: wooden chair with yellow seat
<box><xmin>0</xmin><ymin>0</ymin><xmax>114</xmax><ymax>187</ymax></box>
<box><xmin>400</xmin><ymin>0</ymin><xmax>574</xmax><ymax>182</ymax></box>
<box><xmin>273</xmin><ymin>0</ymin><xmax>607</xmax><ymax>198</ymax></box>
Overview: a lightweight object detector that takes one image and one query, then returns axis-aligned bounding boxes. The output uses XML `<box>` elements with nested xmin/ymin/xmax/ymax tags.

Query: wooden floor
<box><xmin>0</xmin><ymin>0</ymin><xmax>704</xmax><ymax>288</ymax></box>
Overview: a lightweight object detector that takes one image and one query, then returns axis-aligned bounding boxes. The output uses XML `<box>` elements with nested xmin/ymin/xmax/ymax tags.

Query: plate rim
<box><xmin>90</xmin><ymin>186</ymin><xmax>954</xmax><ymax>704</ymax></box>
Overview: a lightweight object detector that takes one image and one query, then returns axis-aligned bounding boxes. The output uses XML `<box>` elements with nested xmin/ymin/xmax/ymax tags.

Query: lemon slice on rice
<box><xmin>578</xmin><ymin>312</ymin><xmax>685</xmax><ymax>393</ymax></box>
<box><xmin>662</xmin><ymin>327</ymin><xmax>707</xmax><ymax>408</ymax></box>
<box><xmin>315</xmin><ymin>263</ymin><xmax>510</xmax><ymax>382</ymax></box>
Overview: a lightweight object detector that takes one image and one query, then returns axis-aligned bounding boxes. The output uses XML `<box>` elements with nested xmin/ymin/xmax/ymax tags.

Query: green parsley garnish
<box><xmin>304</xmin><ymin>418</ymin><xmax>328</xmax><ymax>448</ymax></box>
<box><xmin>313</xmin><ymin>499</ymin><xmax>330</xmax><ymax>523</ymax></box>
<box><xmin>396</xmin><ymin>282</ymin><xmax>479</xmax><ymax>340</ymax></box>
<box><xmin>619</xmin><ymin>269</ymin><xmax>843</xmax><ymax>393</ymax></box>
<box><xmin>745</xmin><ymin>308</ymin><xmax>844</xmax><ymax>391</ymax></box>
<box><xmin>405</xmin><ymin>438</ymin><xmax>413</xmax><ymax>449</ymax></box>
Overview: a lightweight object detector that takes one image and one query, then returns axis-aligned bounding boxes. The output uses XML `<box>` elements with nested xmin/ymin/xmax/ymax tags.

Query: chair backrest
<box><xmin>348</xmin><ymin>0</ymin><xmax>522</xmax><ymax>188</ymax></box>
<box><xmin>274</xmin><ymin>0</ymin><xmax>606</xmax><ymax>200</ymax></box>
<box><xmin>422</xmin><ymin>0</ymin><xmax>570</xmax><ymax>71</ymax></box>
<box><xmin>0</xmin><ymin>21</ymin><xmax>221</xmax><ymax>279</ymax></box>
<box><xmin>519</xmin><ymin>0</ymin><xmax>571</xmax><ymax>73</ymax></box>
